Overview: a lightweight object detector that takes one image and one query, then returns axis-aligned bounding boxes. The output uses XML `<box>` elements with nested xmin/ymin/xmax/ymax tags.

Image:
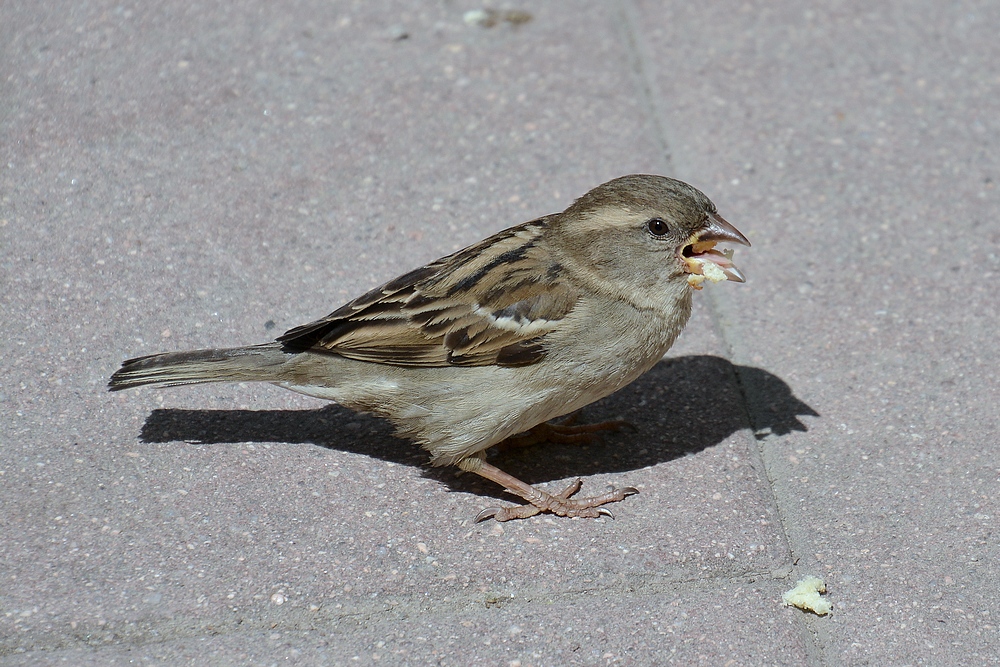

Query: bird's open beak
<box><xmin>682</xmin><ymin>212</ymin><xmax>751</xmax><ymax>288</ymax></box>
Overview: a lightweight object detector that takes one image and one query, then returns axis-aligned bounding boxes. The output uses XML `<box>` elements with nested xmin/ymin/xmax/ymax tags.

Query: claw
<box><xmin>597</xmin><ymin>507</ymin><xmax>615</xmax><ymax>519</ymax></box>
<box><xmin>475</xmin><ymin>507</ymin><xmax>501</xmax><ymax>523</ymax></box>
<box><xmin>621</xmin><ymin>487</ymin><xmax>639</xmax><ymax>497</ymax></box>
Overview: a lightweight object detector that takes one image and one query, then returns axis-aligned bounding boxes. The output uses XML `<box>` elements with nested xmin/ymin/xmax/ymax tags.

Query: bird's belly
<box><xmin>276</xmin><ymin>298</ymin><xmax>686</xmax><ymax>467</ymax></box>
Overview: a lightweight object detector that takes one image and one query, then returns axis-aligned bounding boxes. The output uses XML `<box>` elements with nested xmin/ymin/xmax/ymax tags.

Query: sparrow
<box><xmin>109</xmin><ymin>174</ymin><xmax>750</xmax><ymax>521</ymax></box>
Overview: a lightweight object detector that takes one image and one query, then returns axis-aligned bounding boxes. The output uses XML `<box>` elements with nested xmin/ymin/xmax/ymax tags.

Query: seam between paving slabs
<box><xmin>0</xmin><ymin>569</ymin><xmax>791</xmax><ymax>656</ymax></box>
<box><xmin>613</xmin><ymin>1</ymin><xmax>675</xmax><ymax>174</ymax></box>
<box><xmin>614</xmin><ymin>0</ymin><xmax>799</xmax><ymax>573</ymax></box>
<box><xmin>706</xmin><ymin>287</ymin><xmax>832</xmax><ymax>666</ymax></box>
<box><xmin>616</xmin><ymin>1</ymin><xmax>832</xmax><ymax>664</ymax></box>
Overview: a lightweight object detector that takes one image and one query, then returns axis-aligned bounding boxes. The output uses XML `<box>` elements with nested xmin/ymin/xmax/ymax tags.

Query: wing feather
<box><xmin>277</xmin><ymin>216</ymin><xmax>578</xmax><ymax>368</ymax></box>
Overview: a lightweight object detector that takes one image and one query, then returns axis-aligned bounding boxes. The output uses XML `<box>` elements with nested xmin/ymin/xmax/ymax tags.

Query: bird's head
<box><xmin>553</xmin><ymin>174</ymin><xmax>750</xmax><ymax>305</ymax></box>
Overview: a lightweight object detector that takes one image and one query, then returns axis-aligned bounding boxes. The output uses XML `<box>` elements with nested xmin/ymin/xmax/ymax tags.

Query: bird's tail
<box><xmin>108</xmin><ymin>343</ymin><xmax>290</xmax><ymax>391</ymax></box>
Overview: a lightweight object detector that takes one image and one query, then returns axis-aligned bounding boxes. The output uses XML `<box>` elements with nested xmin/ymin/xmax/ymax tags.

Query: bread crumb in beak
<box><xmin>684</xmin><ymin>244</ymin><xmax>742</xmax><ymax>289</ymax></box>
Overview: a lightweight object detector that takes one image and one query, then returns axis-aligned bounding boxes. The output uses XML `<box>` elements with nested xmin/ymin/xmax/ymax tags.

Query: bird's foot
<box><xmin>464</xmin><ymin>460</ymin><xmax>638</xmax><ymax>522</ymax></box>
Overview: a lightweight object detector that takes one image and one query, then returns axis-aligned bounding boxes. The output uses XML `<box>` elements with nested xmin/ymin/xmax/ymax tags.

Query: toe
<box><xmin>556</xmin><ymin>478</ymin><xmax>584</xmax><ymax>499</ymax></box>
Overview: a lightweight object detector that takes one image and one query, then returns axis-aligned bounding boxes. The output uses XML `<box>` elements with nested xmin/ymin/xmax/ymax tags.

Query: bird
<box><xmin>109</xmin><ymin>174</ymin><xmax>750</xmax><ymax>521</ymax></box>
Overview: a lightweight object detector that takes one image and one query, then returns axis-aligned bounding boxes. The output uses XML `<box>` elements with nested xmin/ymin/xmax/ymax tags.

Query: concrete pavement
<box><xmin>2</xmin><ymin>1</ymin><xmax>998</xmax><ymax>664</ymax></box>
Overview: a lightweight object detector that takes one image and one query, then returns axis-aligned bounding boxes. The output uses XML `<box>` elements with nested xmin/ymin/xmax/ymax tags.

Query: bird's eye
<box><xmin>646</xmin><ymin>218</ymin><xmax>669</xmax><ymax>236</ymax></box>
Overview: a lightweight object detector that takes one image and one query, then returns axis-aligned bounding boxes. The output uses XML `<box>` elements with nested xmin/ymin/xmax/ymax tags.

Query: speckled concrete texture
<box><xmin>2</xmin><ymin>1</ymin><xmax>997</xmax><ymax>665</ymax></box>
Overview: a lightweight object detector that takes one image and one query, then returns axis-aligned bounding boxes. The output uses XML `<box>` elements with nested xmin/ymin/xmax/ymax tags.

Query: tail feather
<box><xmin>108</xmin><ymin>343</ymin><xmax>290</xmax><ymax>391</ymax></box>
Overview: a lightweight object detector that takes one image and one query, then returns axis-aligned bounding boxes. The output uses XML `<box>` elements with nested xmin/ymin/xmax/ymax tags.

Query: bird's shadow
<box><xmin>139</xmin><ymin>355</ymin><xmax>818</xmax><ymax>501</ymax></box>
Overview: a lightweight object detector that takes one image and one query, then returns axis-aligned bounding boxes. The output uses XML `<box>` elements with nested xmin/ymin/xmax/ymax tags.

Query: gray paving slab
<box><xmin>2</xmin><ymin>0</ymin><xmax>997</xmax><ymax>665</ymax></box>
<box><xmin>630</xmin><ymin>0</ymin><xmax>1000</xmax><ymax>663</ymax></box>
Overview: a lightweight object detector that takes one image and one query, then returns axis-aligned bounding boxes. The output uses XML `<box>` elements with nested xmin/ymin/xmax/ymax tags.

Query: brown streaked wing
<box><xmin>276</xmin><ymin>217</ymin><xmax>579</xmax><ymax>367</ymax></box>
